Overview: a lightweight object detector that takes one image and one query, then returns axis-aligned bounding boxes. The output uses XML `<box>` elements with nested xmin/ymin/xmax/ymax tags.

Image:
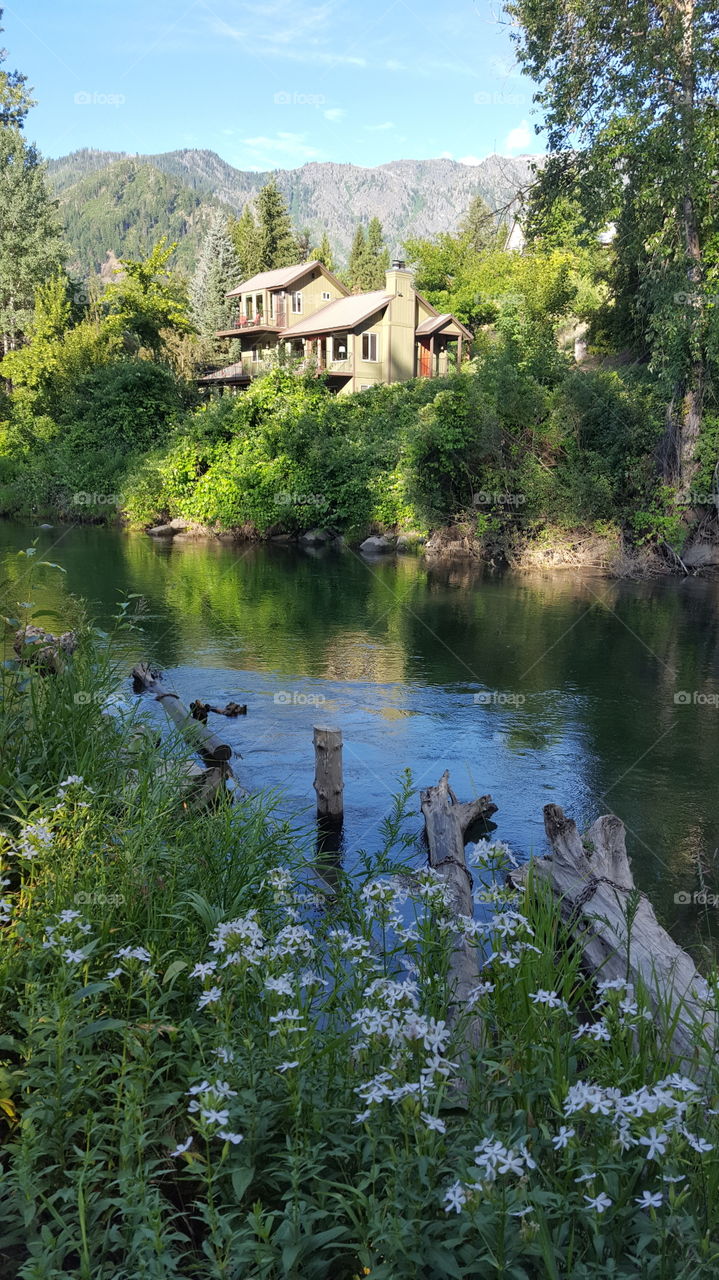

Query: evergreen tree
<box><xmin>349</xmin><ymin>219</ymin><xmax>389</xmax><ymax>291</ymax></box>
<box><xmin>311</xmin><ymin>231</ymin><xmax>335</xmax><ymax>272</ymax></box>
<box><xmin>229</xmin><ymin>204</ymin><xmax>261</xmax><ymax>281</ymax></box>
<box><xmin>459</xmin><ymin>195</ymin><xmax>498</xmax><ymax>255</ymax></box>
<box><xmin>0</xmin><ymin>128</ymin><xmax>65</xmax><ymax>354</ymax></box>
<box><xmin>365</xmin><ymin>217</ymin><xmax>390</xmax><ymax>287</ymax></box>
<box><xmin>190</xmin><ymin>212</ymin><xmax>242</xmax><ymax>349</ymax></box>
<box><xmin>255</xmin><ymin>179</ymin><xmax>297</xmax><ymax>270</ymax></box>
<box><xmin>347</xmin><ymin>224</ymin><xmax>368</xmax><ymax>292</ymax></box>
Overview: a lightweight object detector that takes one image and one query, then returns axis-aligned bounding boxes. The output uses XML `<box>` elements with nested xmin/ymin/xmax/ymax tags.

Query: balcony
<box><xmin>216</xmin><ymin>308</ymin><xmax>285</xmax><ymax>338</ymax></box>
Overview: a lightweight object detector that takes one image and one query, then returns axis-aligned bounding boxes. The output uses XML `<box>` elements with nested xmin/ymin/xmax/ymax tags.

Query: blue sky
<box><xmin>6</xmin><ymin>0</ymin><xmax>545</xmax><ymax>170</ymax></box>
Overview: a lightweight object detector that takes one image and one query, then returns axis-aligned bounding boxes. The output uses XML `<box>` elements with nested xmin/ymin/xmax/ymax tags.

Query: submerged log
<box><xmin>420</xmin><ymin>771</ymin><xmax>497</xmax><ymax>1042</ymax></box>
<box><xmin>131</xmin><ymin>663</ymin><xmax>233</xmax><ymax>766</ymax></box>
<box><xmin>511</xmin><ymin>805</ymin><xmax>717</xmax><ymax>1068</ymax></box>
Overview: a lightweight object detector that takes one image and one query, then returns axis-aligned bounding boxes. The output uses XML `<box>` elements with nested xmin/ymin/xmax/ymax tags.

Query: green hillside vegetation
<box><xmin>56</xmin><ymin>158</ymin><xmax>228</xmax><ymax>277</ymax></box>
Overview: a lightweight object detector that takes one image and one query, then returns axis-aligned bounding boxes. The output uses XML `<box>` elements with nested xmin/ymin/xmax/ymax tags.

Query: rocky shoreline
<box><xmin>143</xmin><ymin>516</ymin><xmax>719</xmax><ymax>578</ymax></box>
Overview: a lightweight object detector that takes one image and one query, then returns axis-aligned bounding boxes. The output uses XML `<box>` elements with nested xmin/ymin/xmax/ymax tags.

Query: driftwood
<box><xmin>14</xmin><ymin>625</ymin><xmax>77</xmax><ymax>674</ymax></box>
<box><xmin>190</xmin><ymin>699</ymin><xmax>247</xmax><ymax>723</ymax></box>
<box><xmin>511</xmin><ymin>805</ymin><xmax>717</xmax><ymax>1068</ymax></box>
<box><xmin>131</xmin><ymin>663</ymin><xmax>233</xmax><ymax>767</ymax></box>
<box><xmin>420</xmin><ymin>771</ymin><xmax>497</xmax><ymax>1043</ymax></box>
<box><xmin>313</xmin><ymin>725</ymin><xmax>344</xmax><ymax>821</ymax></box>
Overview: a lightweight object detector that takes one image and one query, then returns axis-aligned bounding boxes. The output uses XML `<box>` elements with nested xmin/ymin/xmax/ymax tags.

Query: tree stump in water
<box><xmin>511</xmin><ymin>805</ymin><xmax>717</xmax><ymax>1069</ymax></box>
<box><xmin>313</xmin><ymin>725</ymin><xmax>343</xmax><ymax>822</ymax></box>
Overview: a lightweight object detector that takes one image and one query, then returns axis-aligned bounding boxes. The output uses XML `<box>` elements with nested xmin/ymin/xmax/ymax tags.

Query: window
<box><xmin>269</xmin><ymin>293</ymin><xmax>274</xmax><ymax>319</ymax></box>
<box><xmin>251</xmin><ymin>344</ymin><xmax>262</xmax><ymax>363</ymax></box>
<box><xmin>361</xmin><ymin>333</ymin><xmax>378</xmax><ymax>362</ymax></box>
<box><xmin>291</xmin><ymin>291</ymin><xmax>303</xmax><ymax>314</ymax></box>
<box><xmin>322</xmin><ymin>291</ymin><xmax>331</xmax><ymax>301</ymax></box>
<box><xmin>331</xmin><ymin>332</ymin><xmax>349</xmax><ymax>361</ymax></box>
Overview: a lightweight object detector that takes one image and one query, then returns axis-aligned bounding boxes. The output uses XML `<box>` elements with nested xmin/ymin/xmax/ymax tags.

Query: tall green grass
<box><xmin>1</xmin><ymin>554</ymin><xmax>718</xmax><ymax>1278</ymax></box>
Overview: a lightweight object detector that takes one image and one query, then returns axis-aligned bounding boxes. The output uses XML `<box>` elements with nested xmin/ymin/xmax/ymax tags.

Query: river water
<box><xmin>3</xmin><ymin>521</ymin><xmax>719</xmax><ymax>952</ymax></box>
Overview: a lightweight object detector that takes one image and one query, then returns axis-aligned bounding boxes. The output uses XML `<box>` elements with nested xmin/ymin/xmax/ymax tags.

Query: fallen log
<box><xmin>420</xmin><ymin>771</ymin><xmax>497</xmax><ymax>1043</ymax></box>
<box><xmin>511</xmin><ymin>805</ymin><xmax>717</xmax><ymax>1068</ymax></box>
<box><xmin>190</xmin><ymin>699</ymin><xmax>247</xmax><ymax>723</ymax></box>
<box><xmin>131</xmin><ymin>663</ymin><xmax>233</xmax><ymax>767</ymax></box>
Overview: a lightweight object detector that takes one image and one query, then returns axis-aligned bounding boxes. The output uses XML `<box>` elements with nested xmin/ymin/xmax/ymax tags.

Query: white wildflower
<box><xmin>635</xmin><ymin>1190</ymin><xmax>663</xmax><ymax>1209</ymax></box>
<box><xmin>443</xmin><ymin>1181</ymin><xmax>467</xmax><ymax>1214</ymax></box>
<box><xmin>583</xmin><ymin>1192</ymin><xmax>612</xmax><ymax>1213</ymax></box>
<box><xmin>551</xmin><ymin>1125</ymin><xmax>575</xmax><ymax>1150</ymax></box>
<box><xmin>197</xmin><ymin>986</ymin><xmax>222</xmax><ymax>1009</ymax></box>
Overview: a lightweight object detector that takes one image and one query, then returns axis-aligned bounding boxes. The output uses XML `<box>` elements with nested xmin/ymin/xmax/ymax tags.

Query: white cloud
<box><xmin>365</xmin><ymin>121</ymin><xmax>395</xmax><ymax>132</ymax></box>
<box><xmin>239</xmin><ymin>131</ymin><xmax>323</xmax><ymax>166</ymax></box>
<box><xmin>324</xmin><ymin>108</ymin><xmax>346</xmax><ymax>121</ymax></box>
<box><xmin>209</xmin><ymin>11</ymin><xmax>366</xmax><ymax>67</ymax></box>
<box><xmin>503</xmin><ymin>120</ymin><xmax>532</xmax><ymax>153</ymax></box>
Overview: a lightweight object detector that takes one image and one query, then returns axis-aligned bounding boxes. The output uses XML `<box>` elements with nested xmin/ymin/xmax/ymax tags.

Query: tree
<box><xmin>0</xmin><ymin>9</ymin><xmax>33</xmax><ymax>128</ymax></box>
<box><xmin>255</xmin><ymin>179</ymin><xmax>297</xmax><ymax>270</ymax></box>
<box><xmin>190</xmin><ymin>212</ymin><xmax>242</xmax><ymax>351</ymax></box>
<box><xmin>311</xmin><ymin>231</ymin><xmax>335</xmax><ymax>272</ymax></box>
<box><xmin>347</xmin><ymin>224</ymin><xmax>368</xmax><ymax>291</ymax></box>
<box><xmin>459</xmin><ymin>195</ymin><xmax>500</xmax><ymax>255</ymax></box>
<box><xmin>229</xmin><ymin>204</ymin><xmax>261</xmax><ymax>281</ymax></box>
<box><xmin>364</xmin><ymin>217</ymin><xmax>390</xmax><ymax>289</ymax></box>
<box><xmin>102</xmin><ymin>238</ymin><xmax>193</xmax><ymax>357</ymax></box>
<box><xmin>507</xmin><ymin>0</ymin><xmax>719</xmax><ymax>498</ymax></box>
<box><xmin>0</xmin><ymin>128</ymin><xmax>65</xmax><ymax>354</ymax></box>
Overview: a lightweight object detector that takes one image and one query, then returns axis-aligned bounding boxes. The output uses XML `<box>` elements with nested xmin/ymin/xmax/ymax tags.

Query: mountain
<box><xmin>47</xmin><ymin>148</ymin><xmax>539</xmax><ymax>276</ymax></box>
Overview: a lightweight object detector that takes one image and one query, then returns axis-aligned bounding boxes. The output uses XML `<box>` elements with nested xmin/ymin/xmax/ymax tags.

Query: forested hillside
<box><xmin>48</xmin><ymin>148</ymin><xmax>535</xmax><ymax>273</ymax></box>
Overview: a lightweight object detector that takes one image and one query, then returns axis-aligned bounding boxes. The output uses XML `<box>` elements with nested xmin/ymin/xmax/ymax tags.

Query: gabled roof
<box><xmin>416</xmin><ymin>312</ymin><xmax>473</xmax><ymax>341</ymax></box>
<box><xmin>282</xmin><ymin>290</ymin><xmax>392</xmax><ymax>338</ymax></box>
<box><xmin>227</xmin><ymin>260</ymin><xmax>349</xmax><ymax>298</ymax></box>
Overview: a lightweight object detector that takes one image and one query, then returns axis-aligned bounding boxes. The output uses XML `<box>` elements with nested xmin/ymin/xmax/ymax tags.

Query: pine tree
<box><xmin>347</xmin><ymin>224</ymin><xmax>368</xmax><ymax>292</ymax></box>
<box><xmin>190</xmin><ymin>212</ymin><xmax>242</xmax><ymax>349</ymax></box>
<box><xmin>229</xmin><ymin>204</ymin><xmax>261</xmax><ymax>281</ymax></box>
<box><xmin>459</xmin><ymin>195</ymin><xmax>498</xmax><ymax>255</ymax></box>
<box><xmin>365</xmin><ymin>217</ymin><xmax>389</xmax><ymax>287</ymax></box>
<box><xmin>311</xmin><ymin>231</ymin><xmax>335</xmax><ymax>272</ymax></box>
<box><xmin>0</xmin><ymin>128</ymin><xmax>65</xmax><ymax>354</ymax></box>
<box><xmin>349</xmin><ymin>219</ymin><xmax>389</xmax><ymax>291</ymax></box>
<box><xmin>255</xmin><ymin>179</ymin><xmax>297</xmax><ymax>270</ymax></box>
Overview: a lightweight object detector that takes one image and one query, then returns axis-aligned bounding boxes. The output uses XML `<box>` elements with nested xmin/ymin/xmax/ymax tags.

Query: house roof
<box><xmin>416</xmin><ymin>313</ymin><xmax>473</xmax><ymax>341</ymax></box>
<box><xmin>282</xmin><ymin>290</ymin><xmax>392</xmax><ymax>337</ymax></box>
<box><xmin>227</xmin><ymin>259</ymin><xmax>350</xmax><ymax>298</ymax></box>
<box><xmin>227</xmin><ymin>261</ymin><xmax>321</xmax><ymax>297</ymax></box>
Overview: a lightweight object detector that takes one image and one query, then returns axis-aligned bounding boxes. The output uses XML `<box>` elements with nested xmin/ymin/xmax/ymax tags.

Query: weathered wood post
<box><xmin>313</xmin><ymin>725</ymin><xmax>343</xmax><ymax>823</ymax></box>
<box><xmin>420</xmin><ymin>771</ymin><xmax>497</xmax><ymax>1046</ymax></box>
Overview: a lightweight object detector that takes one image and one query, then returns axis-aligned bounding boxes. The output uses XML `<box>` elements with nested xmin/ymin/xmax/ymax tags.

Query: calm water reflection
<box><xmin>3</xmin><ymin>521</ymin><xmax>719</xmax><ymax>952</ymax></box>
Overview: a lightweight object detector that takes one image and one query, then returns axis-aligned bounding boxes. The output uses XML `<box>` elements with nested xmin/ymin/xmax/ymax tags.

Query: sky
<box><xmin>4</xmin><ymin>0</ymin><xmax>545</xmax><ymax>171</ymax></box>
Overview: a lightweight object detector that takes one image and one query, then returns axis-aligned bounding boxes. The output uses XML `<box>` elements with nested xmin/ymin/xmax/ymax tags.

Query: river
<box><xmin>3</xmin><ymin>521</ymin><xmax>719</xmax><ymax>952</ymax></box>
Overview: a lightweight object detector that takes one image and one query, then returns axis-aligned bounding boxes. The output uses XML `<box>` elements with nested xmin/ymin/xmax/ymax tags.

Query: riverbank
<box><xmin>138</xmin><ymin>515</ymin><xmax>717</xmax><ymax>579</ymax></box>
<box><xmin>1</xmin><ymin>594</ymin><xmax>719</xmax><ymax>1277</ymax></box>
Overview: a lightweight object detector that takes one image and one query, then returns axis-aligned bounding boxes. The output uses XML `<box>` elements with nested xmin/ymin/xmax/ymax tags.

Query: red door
<box><xmin>419</xmin><ymin>341</ymin><xmax>431</xmax><ymax>377</ymax></box>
